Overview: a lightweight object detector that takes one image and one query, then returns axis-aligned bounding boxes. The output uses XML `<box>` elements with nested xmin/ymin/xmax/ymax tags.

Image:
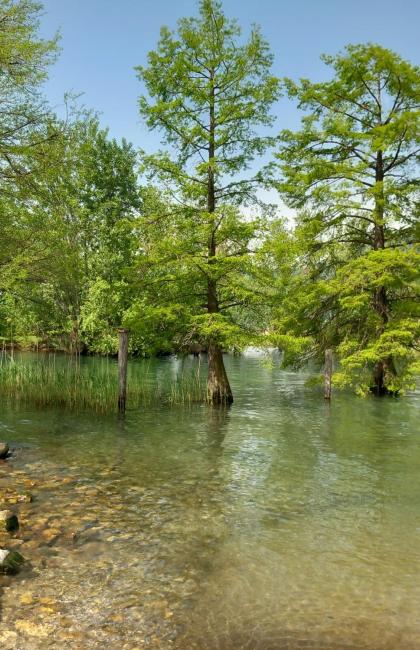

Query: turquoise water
<box><xmin>0</xmin><ymin>353</ymin><xmax>419</xmax><ymax>649</ymax></box>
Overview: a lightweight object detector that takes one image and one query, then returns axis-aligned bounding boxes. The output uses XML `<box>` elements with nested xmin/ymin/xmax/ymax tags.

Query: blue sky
<box><xmin>39</xmin><ymin>0</ymin><xmax>420</xmax><ymax>153</ymax></box>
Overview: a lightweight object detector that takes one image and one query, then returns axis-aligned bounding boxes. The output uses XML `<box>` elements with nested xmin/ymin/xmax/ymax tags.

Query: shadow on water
<box><xmin>0</xmin><ymin>353</ymin><xmax>419</xmax><ymax>648</ymax></box>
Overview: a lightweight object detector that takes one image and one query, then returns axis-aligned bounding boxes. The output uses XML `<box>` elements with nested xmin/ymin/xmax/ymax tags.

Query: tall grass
<box><xmin>0</xmin><ymin>353</ymin><xmax>206</xmax><ymax>413</ymax></box>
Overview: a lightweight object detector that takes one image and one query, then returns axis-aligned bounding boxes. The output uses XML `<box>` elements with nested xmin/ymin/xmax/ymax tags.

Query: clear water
<box><xmin>0</xmin><ymin>353</ymin><xmax>419</xmax><ymax>649</ymax></box>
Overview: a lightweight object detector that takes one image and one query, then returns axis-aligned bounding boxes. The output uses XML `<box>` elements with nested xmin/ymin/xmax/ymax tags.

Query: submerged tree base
<box><xmin>206</xmin><ymin>390</ymin><xmax>234</xmax><ymax>405</ymax></box>
<box><xmin>369</xmin><ymin>386</ymin><xmax>400</xmax><ymax>397</ymax></box>
<box><xmin>370</xmin><ymin>360</ymin><xmax>400</xmax><ymax>397</ymax></box>
<box><xmin>207</xmin><ymin>344</ymin><xmax>234</xmax><ymax>405</ymax></box>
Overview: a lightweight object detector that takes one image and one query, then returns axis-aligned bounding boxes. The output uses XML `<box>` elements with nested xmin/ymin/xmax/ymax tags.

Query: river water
<box><xmin>0</xmin><ymin>353</ymin><xmax>419</xmax><ymax>649</ymax></box>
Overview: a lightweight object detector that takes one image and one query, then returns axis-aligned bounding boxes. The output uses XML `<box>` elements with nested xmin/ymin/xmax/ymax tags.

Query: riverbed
<box><xmin>1</xmin><ymin>353</ymin><xmax>419</xmax><ymax>649</ymax></box>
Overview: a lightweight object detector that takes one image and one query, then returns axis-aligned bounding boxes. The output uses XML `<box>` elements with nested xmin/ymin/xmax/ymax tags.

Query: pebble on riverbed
<box><xmin>0</xmin><ymin>509</ymin><xmax>19</xmax><ymax>532</ymax></box>
<box><xmin>0</xmin><ymin>442</ymin><xmax>9</xmax><ymax>459</ymax></box>
<box><xmin>0</xmin><ymin>548</ymin><xmax>25</xmax><ymax>574</ymax></box>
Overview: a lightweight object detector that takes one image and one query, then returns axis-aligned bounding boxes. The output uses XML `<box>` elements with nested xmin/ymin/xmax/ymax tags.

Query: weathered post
<box><xmin>118</xmin><ymin>328</ymin><xmax>129</xmax><ymax>413</ymax></box>
<box><xmin>324</xmin><ymin>348</ymin><xmax>332</xmax><ymax>400</ymax></box>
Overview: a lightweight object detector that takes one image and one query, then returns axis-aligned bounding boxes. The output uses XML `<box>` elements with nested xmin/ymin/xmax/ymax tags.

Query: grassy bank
<box><xmin>0</xmin><ymin>354</ymin><xmax>206</xmax><ymax>412</ymax></box>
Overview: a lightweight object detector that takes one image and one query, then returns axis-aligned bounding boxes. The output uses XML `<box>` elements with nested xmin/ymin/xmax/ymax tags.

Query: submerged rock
<box><xmin>0</xmin><ymin>510</ymin><xmax>19</xmax><ymax>532</ymax></box>
<box><xmin>17</xmin><ymin>492</ymin><xmax>33</xmax><ymax>503</ymax></box>
<box><xmin>40</xmin><ymin>527</ymin><xmax>61</xmax><ymax>546</ymax></box>
<box><xmin>0</xmin><ymin>442</ymin><xmax>9</xmax><ymax>459</ymax></box>
<box><xmin>14</xmin><ymin>620</ymin><xmax>50</xmax><ymax>637</ymax></box>
<box><xmin>0</xmin><ymin>548</ymin><xmax>25</xmax><ymax>574</ymax></box>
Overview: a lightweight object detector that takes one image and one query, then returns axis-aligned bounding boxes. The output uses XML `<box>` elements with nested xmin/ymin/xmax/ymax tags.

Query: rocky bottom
<box><xmin>0</xmin><ymin>451</ymin><xmax>184</xmax><ymax>648</ymax></box>
<box><xmin>1</xmin><ymin>446</ymin><xmax>419</xmax><ymax>650</ymax></box>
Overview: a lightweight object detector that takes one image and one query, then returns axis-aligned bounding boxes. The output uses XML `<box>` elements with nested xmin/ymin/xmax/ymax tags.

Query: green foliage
<box><xmin>331</xmin><ymin>248</ymin><xmax>420</xmax><ymax>393</ymax></box>
<box><xmin>127</xmin><ymin>195</ymin><xmax>265</xmax><ymax>352</ymax></box>
<box><xmin>2</xmin><ymin>114</ymin><xmax>140</xmax><ymax>353</ymax></box>
<box><xmin>137</xmin><ymin>0</ymin><xmax>279</xmax><ymax>195</ymax></box>
<box><xmin>0</xmin><ymin>0</ymin><xmax>59</xmax><ymax>195</ymax></box>
<box><xmin>0</xmin><ymin>0</ymin><xmax>65</xmax><ymax>346</ymax></box>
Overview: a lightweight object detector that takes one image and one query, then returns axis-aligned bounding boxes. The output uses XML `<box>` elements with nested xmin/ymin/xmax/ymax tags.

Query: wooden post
<box><xmin>118</xmin><ymin>328</ymin><xmax>129</xmax><ymax>413</ymax></box>
<box><xmin>324</xmin><ymin>348</ymin><xmax>332</xmax><ymax>400</ymax></box>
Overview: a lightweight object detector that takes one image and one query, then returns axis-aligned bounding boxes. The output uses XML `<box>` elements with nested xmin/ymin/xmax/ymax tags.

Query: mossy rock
<box><xmin>0</xmin><ymin>442</ymin><xmax>9</xmax><ymax>459</ymax></box>
<box><xmin>0</xmin><ymin>549</ymin><xmax>25</xmax><ymax>574</ymax></box>
<box><xmin>0</xmin><ymin>510</ymin><xmax>19</xmax><ymax>532</ymax></box>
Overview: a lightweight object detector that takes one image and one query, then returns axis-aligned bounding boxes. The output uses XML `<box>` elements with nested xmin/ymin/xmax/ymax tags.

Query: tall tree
<box><xmin>136</xmin><ymin>0</ymin><xmax>279</xmax><ymax>402</ymax></box>
<box><xmin>274</xmin><ymin>44</ymin><xmax>420</xmax><ymax>394</ymax></box>
<box><xmin>75</xmin><ymin>120</ymin><xmax>141</xmax><ymax>353</ymax></box>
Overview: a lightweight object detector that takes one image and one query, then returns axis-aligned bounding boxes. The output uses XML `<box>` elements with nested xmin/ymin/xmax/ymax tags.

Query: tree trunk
<box><xmin>371</xmin><ymin>148</ymin><xmax>395</xmax><ymax>394</ymax></box>
<box><xmin>206</xmin><ymin>275</ymin><xmax>233</xmax><ymax>403</ymax></box>
<box><xmin>372</xmin><ymin>360</ymin><xmax>386</xmax><ymax>396</ymax></box>
<box><xmin>371</xmin><ymin>357</ymin><xmax>397</xmax><ymax>396</ymax></box>
<box><xmin>205</xmin><ymin>67</ymin><xmax>233</xmax><ymax>404</ymax></box>
<box><xmin>118</xmin><ymin>328</ymin><xmax>129</xmax><ymax>413</ymax></box>
<box><xmin>207</xmin><ymin>342</ymin><xmax>233</xmax><ymax>404</ymax></box>
<box><xmin>324</xmin><ymin>348</ymin><xmax>332</xmax><ymax>400</ymax></box>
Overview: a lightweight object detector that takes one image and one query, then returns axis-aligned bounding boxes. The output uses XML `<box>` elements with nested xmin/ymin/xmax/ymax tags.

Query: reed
<box><xmin>0</xmin><ymin>354</ymin><xmax>206</xmax><ymax>413</ymax></box>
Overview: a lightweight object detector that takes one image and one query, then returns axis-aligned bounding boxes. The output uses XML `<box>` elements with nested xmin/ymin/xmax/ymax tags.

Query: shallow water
<box><xmin>0</xmin><ymin>353</ymin><xmax>419</xmax><ymax>649</ymax></box>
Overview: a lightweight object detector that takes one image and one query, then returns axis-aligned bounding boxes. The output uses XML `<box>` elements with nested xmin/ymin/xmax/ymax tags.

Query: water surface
<box><xmin>0</xmin><ymin>353</ymin><xmax>419</xmax><ymax>649</ymax></box>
